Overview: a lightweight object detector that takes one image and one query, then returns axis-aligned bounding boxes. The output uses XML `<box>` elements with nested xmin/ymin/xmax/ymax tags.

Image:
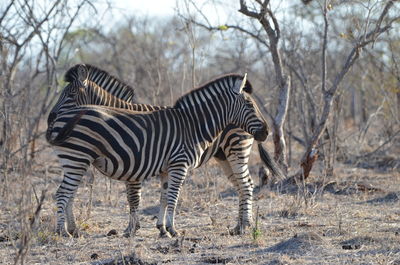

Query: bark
<box><xmin>272</xmin><ymin>75</ymin><xmax>290</xmax><ymax>173</ymax></box>
<box><xmin>350</xmin><ymin>85</ymin><xmax>356</xmax><ymax>123</ymax></box>
<box><xmin>397</xmin><ymin>80</ymin><xmax>400</xmax><ymax>119</ymax></box>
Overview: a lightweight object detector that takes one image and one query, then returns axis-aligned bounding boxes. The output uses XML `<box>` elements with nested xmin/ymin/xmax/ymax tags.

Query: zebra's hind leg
<box><xmin>156</xmin><ymin>174</ymin><xmax>171</xmax><ymax>238</ymax></box>
<box><xmin>124</xmin><ymin>181</ymin><xmax>142</xmax><ymax>237</ymax></box>
<box><xmin>231</xmin><ymin>167</ymin><xmax>254</xmax><ymax>235</ymax></box>
<box><xmin>226</xmin><ymin>135</ymin><xmax>254</xmax><ymax>235</ymax></box>
<box><xmin>215</xmin><ymin>158</ymin><xmax>245</xmax><ymax>234</ymax></box>
<box><xmin>216</xmin><ymin>140</ymin><xmax>254</xmax><ymax>235</ymax></box>
<box><xmin>165</xmin><ymin>167</ymin><xmax>188</xmax><ymax>237</ymax></box>
<box><xmin>65</xmin><ymin>196</ymin><xmax>79</xmax><ymax>237</ymax></box>
<box><xmin>55</xmin><ymin>161</ymin><xmax>89</xmax><ymax>237</ymax></box>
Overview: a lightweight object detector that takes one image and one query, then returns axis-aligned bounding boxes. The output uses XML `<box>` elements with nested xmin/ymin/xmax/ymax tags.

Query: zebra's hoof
<box><xmin>166</xmin><ymin>227</ymin><xmax>179</xmax><ymax>237</ymax></box>
<box><xmin>159</xmin><ymin>231</ymin><xmax>172</xmax><ymax>238</ymax></box>
<box><xmin>68</xmin><ymin>229</ymin><xmax>80</xmax><ymax>238</ymax></box>
<box><xmin>123</xmin><ymin>229</ymin><xmax>138</xmax><ymax>238</ymax></box>
<box><xmin>56</xmin><ymin>231</ymin><xmax>69</xmax><ymax>237</ymax></box>
<box><xmin>56</xmin><ymin>227</ymin><xmax>71</xmax><ymax>237</ymax></box>
<box><xmin>158</xmin><ymin>226</ymin><xmax>171</xmax><ymax>238</ymax></box>
<box><xmin>157</xmin><ymin>224</ymin><xmax>171</xmax><ymax>238</ymax></box>
<box><xmin>123</xmin><ymin>232</ymin><xmax>134</xmax><ymax>238</ymax></box>
<box><xmin>229</xmin><ymin>224</ymin><xmax>250</xmax><ymax>236</ymax></box>
<box><xmin>123</xmin><ymin>225</ymin><xmax>140</xmax><ymax>238</ymax></box>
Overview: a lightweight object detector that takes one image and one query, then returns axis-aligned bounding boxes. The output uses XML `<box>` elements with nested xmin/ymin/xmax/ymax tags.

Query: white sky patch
<box><xmin>93</xmin><ymin>0</ymin><xmax>237</xmax><ymax>24</ymax></box>
<box><xmin>112</xmin><ymin>0</ymin><xmax>176</xmax><ymax>17</ymax></box>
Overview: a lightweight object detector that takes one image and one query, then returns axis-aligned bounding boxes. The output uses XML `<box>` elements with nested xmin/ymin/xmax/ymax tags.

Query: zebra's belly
<box><xmin>92</xmin><ymin>155</ymin><xmax>164</xmax><ymax>182</ymax></box>
<box><xmin>193</xmin><ymin>139</ymin><xmax>222</xmax><ymax>169</ymax></box>
<box><xmin>92</xmin><ymin>157</ymin><xmax>115</xmax><ymax>177</ymax></box>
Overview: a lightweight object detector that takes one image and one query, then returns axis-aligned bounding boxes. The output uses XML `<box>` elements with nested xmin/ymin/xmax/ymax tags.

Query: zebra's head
<box><xmin>48</xmin><ymin>64</ymin><xmax>136</xmax><ymax>127</ymax></box>
<box><xmin>229</xmin><ymin>74</ymin><xmax>269</xmax><ymax>142</ymax></box>
<box><xmin>47</xmin><ymin>80</ymin><xmax>86</xmax><ymax>127</ymax></box>
<box><xmin>48</xmin><ymin>65</ymin><xmax>89</xmax><ymax>126</ymax></box>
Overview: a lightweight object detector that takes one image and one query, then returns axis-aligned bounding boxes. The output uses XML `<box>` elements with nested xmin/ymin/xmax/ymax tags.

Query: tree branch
<box><xmin>239</xmin><ymin>0</ymin><xmax>262</xmax><ymax>19</ymax></box>
<box><xmin>0</xmin><ymin>0</ymin><xmax>15</xmax><ymax>26</ymax></box>
<box><xmin>185</xmin><ymin>18</ymin><xmax>270</xmax><ymax>48</ymax></box>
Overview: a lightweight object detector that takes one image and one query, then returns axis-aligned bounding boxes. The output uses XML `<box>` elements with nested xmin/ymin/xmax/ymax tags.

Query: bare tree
<box><xmin>300</xmin><ymin>0</ymin><xmax>399</xmax><ymax>179</ymax></box>
<box><xmin>237</xmin><ymin>0</ymin><xmax>290</xmax><ymax>174</ymax></box>
<box><xmin>1</xmin><ymin>0</ymin><xmax>90</xmax><ymax>170</ymax></box>
<box><xmin>175</xmin><ymin>0</ymin><xmax>399</xmax><ymax>180</ymax></box>
<box><xmin>0</xmin><ymin>0</ymin><xmax>94</xmax><ymax>263</ymax></box>
<box><xmin>178</xmin><ymin>0</ymin><xmax>291</xmax><ymax>174</ymax></box>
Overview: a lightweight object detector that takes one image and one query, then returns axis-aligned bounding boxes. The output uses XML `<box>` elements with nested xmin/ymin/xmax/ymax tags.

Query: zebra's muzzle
<box><xmin>253</xmin><ymin>126</ymin><xmax>268</xmax><ymax>142</ymax></box>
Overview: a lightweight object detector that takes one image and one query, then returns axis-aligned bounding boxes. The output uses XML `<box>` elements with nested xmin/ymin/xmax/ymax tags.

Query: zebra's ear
<box><xmin>232</xmin><ymin>73</ymin><xmax>247</xmax><ymax>95</ymax></box>
<box><xmin>77</xmin><ymin>64</ymin><xmax>88</xmax><ymax>82</ymax></box>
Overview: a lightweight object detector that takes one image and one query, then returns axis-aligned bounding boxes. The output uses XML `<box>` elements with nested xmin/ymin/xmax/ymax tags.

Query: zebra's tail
<box><xmin>257</xmin><ymin>143</ymin><xmax>286</xmax><ymax>180</ymax></box>
<box><xmin>46</xmin><ymin>110</ymin><xmax>87</xmax><ymax>146</ymax></box>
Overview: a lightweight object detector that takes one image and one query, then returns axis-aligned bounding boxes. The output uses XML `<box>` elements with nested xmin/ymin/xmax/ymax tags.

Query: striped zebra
<box><xmin>48</xmin><ymin>66</ymin><xmax>163</xmax><ymax>128</ymax></box>
<box><xmin>47</xmin><ymin>73</ymin><xmax>271</xmax><ymax>237</ymax></box>
<box><xmin>48</xmin><ymin>64</ymin><xmax>283</xmax><ymax>237</ymax></box>
<box><xmin>47</xmin><ymin>64</ymin><xmax>146</xmax><ymax>127</ymax></box>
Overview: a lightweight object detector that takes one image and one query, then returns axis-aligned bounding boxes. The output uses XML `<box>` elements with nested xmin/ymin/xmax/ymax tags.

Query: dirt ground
<box><xmin>0</xmin><ymin>145</ymin><xmax>399</xmax><ymax>265</ymax></box>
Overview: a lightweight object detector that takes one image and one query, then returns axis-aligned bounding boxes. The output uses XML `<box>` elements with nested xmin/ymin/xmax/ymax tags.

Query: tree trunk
<box><xmin>272</xmin><ymin>75</ymin><xmax>290</xmax><ymax>173</ymax></box>
<box><xmin>397</xmin><ymin>80</ymin><xmax>400</xmax><ymax>120</ymax></box>
<box><xmin>238</xmin><ymin>0</ymin><xmax>290</xmax><ymax>174</ymax></box>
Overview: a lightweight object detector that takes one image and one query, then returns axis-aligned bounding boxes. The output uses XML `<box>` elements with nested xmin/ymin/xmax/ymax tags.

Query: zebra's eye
<box><xmin>65</xmin><ymin>83</ymin><xmax>78</xmax><ymax>95</ymax></box>
<box><xmin>69</xmin><ymin>86</ymin><xmax>79</xmax><ymax>95</ymax></box>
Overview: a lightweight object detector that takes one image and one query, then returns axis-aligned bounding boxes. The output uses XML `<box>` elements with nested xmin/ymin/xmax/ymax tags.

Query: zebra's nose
<box><xmin>254</xmin><ymin>124</ymin><xmax>268</xmax><ymax>142</ymax></box>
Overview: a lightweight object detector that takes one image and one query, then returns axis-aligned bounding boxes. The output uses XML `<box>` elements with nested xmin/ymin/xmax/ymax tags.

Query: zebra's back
<box><xmin>49</xmin><ymin>106</ymin><xmax>187</xmax><ymax>181</ymax></box>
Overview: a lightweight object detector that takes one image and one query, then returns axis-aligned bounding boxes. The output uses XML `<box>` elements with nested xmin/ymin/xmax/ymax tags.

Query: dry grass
<box><xmin>0</xmin><ymin>144</ymin><xmax>399</xmax><ymax>265</ymax></box>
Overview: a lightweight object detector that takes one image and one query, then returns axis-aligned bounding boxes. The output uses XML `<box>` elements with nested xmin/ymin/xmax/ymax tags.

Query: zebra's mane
<box><xmin>64</xmin><ymin>64</ymin><xmax>135</xmax><ymax>102</ymax></box>
<box><xmin>174</xmin><ymin>74</ymin><xmax>253</xmax><ymax>108</ymax></box>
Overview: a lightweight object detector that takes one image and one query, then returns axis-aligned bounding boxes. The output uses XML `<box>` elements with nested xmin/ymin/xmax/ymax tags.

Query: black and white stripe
<box><xmin>48</xmin><ymin>64</ymin><xmax>283</xmax><ymax>236</ymax></box>
<box><xmin>65</xmin><ymin>64</ymin><xmax>135</xmax><ymax>101</ymax></box>
<box><xmin>48</xmin><ymin>64</ymin><xmax>135</xmax><ymax>125</ymax></box>
<box><xmin>47</xmin><ymin>74</ymin><xmax>269</xmax><ymax>237</ymax></box>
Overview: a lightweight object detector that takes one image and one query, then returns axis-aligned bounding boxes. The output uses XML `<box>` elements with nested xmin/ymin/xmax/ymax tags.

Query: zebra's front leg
<box><xmin>165</xmin><ymin>167</ymin><xmax>188</xmax><ymax>237</ymax></box>
<box><xmin>156</xmin><ymin>174</ymin><xmax>170</xmax><ymax>237</ymax></box>
<box><xmin>124</xmin><ymin>181</ymin><xmax>142</xmax><ymax>237</ymax></box>
<box><xmin>55</xmin><ymin>168</ymin><xmax>86</xmax><ymax>237</ymax></box>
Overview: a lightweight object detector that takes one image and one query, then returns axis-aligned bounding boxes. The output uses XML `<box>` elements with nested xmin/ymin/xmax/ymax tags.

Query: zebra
<box><xmin>46</xmin><ymin>73</ymin><xmax>270</xmax><ymax>238</ymax></box>
<box><xmin>48</xmin><ymin>64</ymin><xmax>283</xmax><ymax>236</ymax></box>
<box><xmin>47</xmin><ymin>64</ymin><xmax>138</xmax><ymax>127</ymax></box>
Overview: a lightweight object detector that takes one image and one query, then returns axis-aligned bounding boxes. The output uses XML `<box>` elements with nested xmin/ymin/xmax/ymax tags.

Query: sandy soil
<box><xmin>0</xmin><ymin>146</ymin><xmax>399</xmax><ymax>265</ymax></box>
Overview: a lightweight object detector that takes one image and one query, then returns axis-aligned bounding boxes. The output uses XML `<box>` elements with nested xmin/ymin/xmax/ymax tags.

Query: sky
<box><xmin>95</xmin><ymin>0</ymin><xmax>237</xmax><ymax>25</ymax></box>
<box><xmin>111</xmin><ymin>0</ymin><xmax>177</xmax><ymax>17</ymax></box>
<box><xmin>92</xmin><ymin>0</ymin><xmax>297</xmax><ymax>32</ymax></box>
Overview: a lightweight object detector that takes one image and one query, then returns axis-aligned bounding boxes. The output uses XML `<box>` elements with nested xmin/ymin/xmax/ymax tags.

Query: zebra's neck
<box><xmin>81</xmin><ymin>80</ymin><xmax>129</xmax><ymax>108</ymax></box>
<box><xmin>85</xmin><ymin>65</ymin><xmax>134</xmax><ymax>102</ymax></box>
<box><xmin>82</xmin><ymin>81</ymin><xmax>168</xmax><ymax>112</ymax></box>
<box><xmin>178</xmin><ymin>89</ymin><xmax>232</xmax><ymax>144</ymax></box>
